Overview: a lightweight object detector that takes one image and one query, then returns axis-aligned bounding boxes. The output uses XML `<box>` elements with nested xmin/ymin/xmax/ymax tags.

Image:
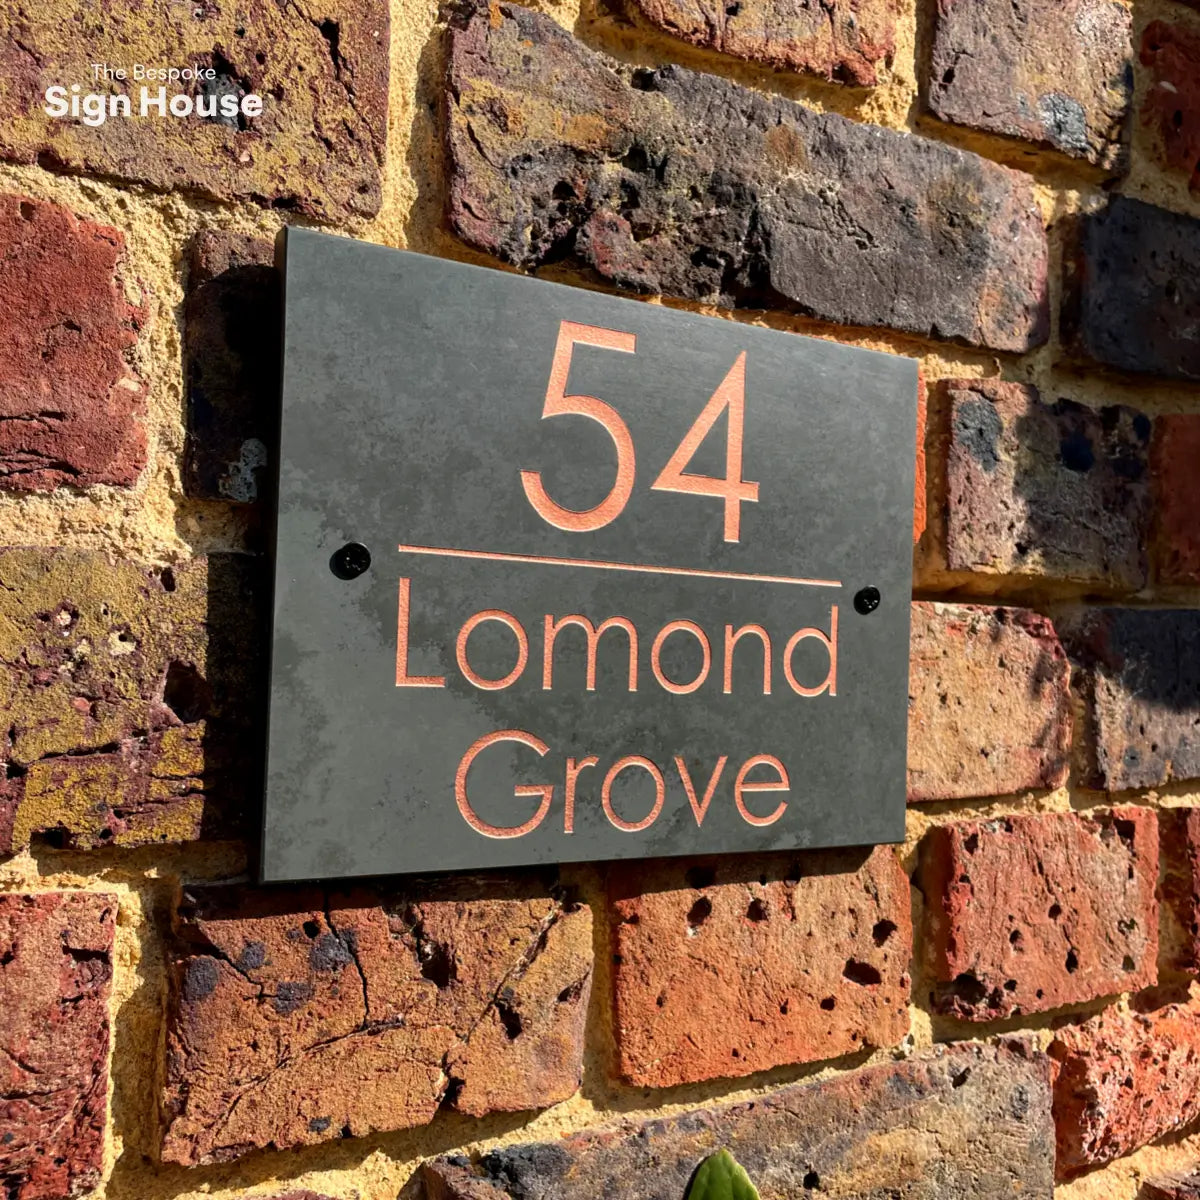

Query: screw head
<box><xmin>330</xmin><ymin>542</ymin><xmax>371</xmax><ymax>580</ymax></box>
<box><xmin>854</xmin><ymin>585</ymin><xmax>881</xmax><ymax>615</ymax></box>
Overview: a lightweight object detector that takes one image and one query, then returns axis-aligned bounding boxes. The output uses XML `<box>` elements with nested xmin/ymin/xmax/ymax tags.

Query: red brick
<box><xmin>1147</xmin><ymin>1169</ymin><xmax>1200</xmax><ymax>1200</ymax></box>
<box><xmin>1154</xmin><ymin>415</ymin><xmax>1200</xmax><ymax>584</ymax></box>
<box><xmin>161</xmin><ymin>878</ymin><xmax>593</xmax><ymax>1164</ymax></box>
<box><xmin>0</xmin><ymin>194</ymin><xmax>147</xmax><ymax>490</ymax></box>
<box><xmin>943</xmin><ymin>380</ymin><xmax>1152</xmax><ymax>588</ymax></box>
<box><xmin>1050</xmin><ymin>999</ymin><xmax>1200</xmax><ymax>1177</ymax></box>
<box><xmin>626</xmin><ymin>0</ymin><xmax>900</xmax><ymax>85</ymax></box>
<box><xmin>610</xmin><ymin>847</ymin><xmax>910</xmax><ymax>1088</ymax></box>
<box><xmin>1142</xmin><ymin>21</ymin><xmax>1200</xmax><ymax>194</ymax></box>
<box><xmin>907</xmin><ymin>603</ymin><xmax>1071</xmax><ymax>802</ymax></box>
<box><xmin>926</xmin><ymin>0</ymin><xmax>1133</xmax><ymax>168</ymax></box>
<box><xmin>920</xmin><ymin>809</ymin><xmax>1158</xmax><ymax>1021</ymax></box>
<box><xmin>1161</xmin><ymin>807</ymin><xmax>1200</xmax><ymax>975</ymax></box>
<box><xmin>0</xmin><ymin>891</ymin><xmax>116</xmax><ymax>1200</ymax></box>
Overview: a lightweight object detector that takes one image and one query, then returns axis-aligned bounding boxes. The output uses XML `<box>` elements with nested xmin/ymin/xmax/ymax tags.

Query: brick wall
<box><xmin>2</xmin><ymin>0</ymin><xmax>1200</xmax><ymax>1198</ymax></box>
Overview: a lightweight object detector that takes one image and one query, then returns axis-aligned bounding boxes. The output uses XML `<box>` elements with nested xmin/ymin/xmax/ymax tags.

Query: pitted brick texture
<box><xmin>943</xmin><ymin>380</ymin><xmax>1152</xmax><ymax>589</ymax></box>
<box><xmin>0</xmin><ymin>0</ymin><xmax>389</xmax><ymax>219</ymax></box>
<box><xmin>0</xmin><ymin>891</ymin><xmax>116</xmax><ymax>1200</ymax></box>
<box><xmin>421</xmin><ymin>1042</ymin><xmax>1055</xmax><ymax>1200</ymax></box>
<box><xmin>609</xmin><ymin>847</ymin><xmax>910</xmax><ymax>1087</ymax></box>
<box><xmin>1061</xmin><ymin>609</ymin><xmax>1200</xmax><ymax>791</ymax></box>
<box><xmin>907</xmin><ymin>603</ymin><xmax>1071</xmax><ymax>802</ymax></box>
<box><xmin>161</xmin><ymin>878</ymin><xmax>593</xmax><ymax>1164</ymax></box>
<box><xmin>926</xmin><ymin>0</ymin><xmax>1132</xmax><ymax>167</ymax></box>
<box><xmin>1153</xmin><ymin>415</ymin><xmax>1200</xmax><ymax>584</ymax></box>
<box><xmin>1141</xmin><ymin>21</ymin><xmax>1200</xmax><ymax>195</ymax></box>
<box><xmin>1051</xmin><ymin>1000</ymin><xmax>1200</xmax><ymax>1177</ymax></box>
<box><xmin>0</xmin><ymin>548</ymin><xmax>263</xmax><ymax>853</ymax></box>
<box><xmin>0</xmin><ymin>193</ymin><xmax>147</xmax><ymax>491</ymax></box>
<box><xmin>446</xmin><ymin>0</ymin><xmax>1049</xmax><ymax>352</ymax></box>
<box><xmin>920</xmin><ymin>809</ymin><xmax>1158</xmax><ymax>1021</ymax></box>
<box><xmin>626</xmin><ymin>0</ymin><xmax>900</xmax><ymax>85</ymax></box>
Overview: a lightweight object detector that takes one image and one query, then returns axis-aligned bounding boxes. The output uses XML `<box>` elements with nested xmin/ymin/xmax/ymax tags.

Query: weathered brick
<box><xmin>421</xmin><ymin>1042</ymin><xmax>1054</xmax><ymax>1200</ymax></box>
<box><xmin>1050</xmin><ymin>1000</ymin><xmax>1200</xmax><ymax>1177</ymax></box>
<box><xmin>184</xmin><ymin>231</ymin><xmax>279</xmax><ymax>503</ymax></box>
<box><xmin>907</xmin><ymin>603</ymin><xmax>1071</xmax><ymax>802</ymax></box>
<box><xmin>1141</xmin><ymin>21</ymin><xmax>1200</xmax><ymax>194</ymax></box>
<box><xmin>610</xmin><ymin>847</ymin><xmax>910</xmax><ymax>1088</ymax></box>
<box><xmin>0</xmin><ymin>1</ymin><xmax>388</xmax><ymax>220</ymax></box>
<box><xmin>943</xmin><ymin>380</ymin><xmax>1152</xmax><ymax>589</ymax></box>
<box><xmin>161</xmin><ymin>877</ymin><xmax>593</xmax><ymax>1164</ymax></box>
<box><xmin>1060</xmin><ymin>609</ymin><xmax>1200</xmax><ymax>792</ymax></box>
<box><xmin>1160</xmin><ymin>807</ymin><xmax>1200</xmax><ymax>974</ymax></box>
<box><xmin>0</xmin><ymin>548</ymin><xmax>263</xmax><ymax>853</ymax></box>
<box><xmin>0</xmin><ymin>891</ymin><xmax>116</xmax><ymax>1200</ymax></box>
<box><xmin>1147</xmin><ymin>1169</ymin><xmax>1200</xmax><ymax>1200</ymax></box>
<box><xmin>626</xmin><ymin>0</ymin><xmax>900</xmax><ymax>85</ymax></box>
<box><xmin>446</xmin><ymin>0</ymin><xmax>1049</xmax><ymax>352</ymax></box>
<box><xmin>1154</xmin><ymin>415</ymin><xmax>1200</xmax><ymax>585</ymax></box>
<box><xmin>0</xmin><ymin>193</ymin><xmax>147</xmax><ymax>491</ymax></box>
<box><xmin>925</xmin><ymin>0</ymin><xmax>1132</xmax><ymax>168</ymax></box>
<box><xmin>920</xmin><ymin>809</ymin><xmax>1158</xmax><ymax>1021</ymax></box>
<box><xmin>1064</xmin><ymin>196</ymin><xmax>1200</xmax><ymax>381</ymax></box>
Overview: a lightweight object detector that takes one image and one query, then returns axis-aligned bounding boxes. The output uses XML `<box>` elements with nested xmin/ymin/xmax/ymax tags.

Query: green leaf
<box><xmin>685</xmin><ymin>1150</ymin><xmax>761</xmax><ymax>1200</ymax></box>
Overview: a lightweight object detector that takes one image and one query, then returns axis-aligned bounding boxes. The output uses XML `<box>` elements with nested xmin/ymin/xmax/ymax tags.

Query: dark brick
<box><xmin>445</xmin><ymin>0</ymin><xmax>1050</xmax><ymax>352</ymax></box>
<box><xmin>0</xmin><ymin>891</ymin><xmax>116</xmax><ymax>1200</ymax></box>
<box><xmin>0</xmin><ymin>193</ymin><xmax>147</xmax><ymax>491</ymax></box>
<box><xmin>0</xmin><ymin>548</ymin><xmax>263</xmax><ymax>853</ymax></box>
<box><xmin>943</xmin><ymin>380</ymin><xmax>1152</xmax><ymax>589</ymax></box>
<box><xmin>907</xmin><ymin>603</ymin><xmax>1071</xmax><ymax>802</ymax></box>
<box><xmin>161</xmin><ymin>877</ymin><xmax>593</xmax><ymax>1163</ymax></box>
<box><xmin>626</xmin><ymin>0</ymin><xmax>900</xmax><ymax>85</ymax></box>
<box><xmin>1146</xmin><ymin>1169</ymin><xmax>1200</xmax><ymax>1200</ymax></box>
<box><xmin>0</xmin><ymin>1</ymin><xmax>388</xmax><ymax>220</ymax></box>
<box><xmin>184</xmin><ymin>232</ymin><xmax>279</xmax><ymax>503</ymax></box>
<box><xmin>1154</xmin><ymin>415</ymin><xmax>1200</xmax><ymax>585</ymax></box>
<box><xmin>926</xmin><ymin>0</ymin><xmax>1132</xmax><ymax>167</ymax></box>
<box><xmin>1160</xmin><ymin>807</ymin><xmax>1200</xmax><ymax>974</ymax></box>
<box><xmin>1064</xmin><ymin>196</ymin><xmax>1200</xmax><ymax>381</ymax></box>
<box><xmin>609</xmin><ymin>847</ymin><xmax>910</xmax><ymax>1087</ymax></box>
<box><xmin>1141</xmin><ymin>20</ymin><xmax>1200</xmax><ymax>194</ymax></box>
<box><xmin>1060</xmin><ymin>609</ymin><xmax>1200</xmax><ymax>791</ymax></box>
<box><xmin>920</xmin><ymin>809</ymin><xmax>1158</xmax><ymax>1020</ymax></box>
<box><xmin>420</xmin><ymin>1042</ymin><xmax>1055</xmax><ymax>1200</ymax></box>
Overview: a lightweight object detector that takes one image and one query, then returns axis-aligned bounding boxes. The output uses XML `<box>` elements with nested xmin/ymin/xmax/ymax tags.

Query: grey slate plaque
<box><xmin>262</xmin><ymin>229</ymin><xmax>917</xmax><ymax>882</ymax></box>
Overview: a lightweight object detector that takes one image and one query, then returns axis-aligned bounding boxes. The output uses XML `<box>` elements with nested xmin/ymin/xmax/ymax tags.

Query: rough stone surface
<box><xmin>420</xmin><ymin>1041</ymin><xmax>1055</xmax><ymax>1200</ymax></box>
<box><xmin>1141</xmin><ymin>21</ymin><xmax>1200</xmax><ymax>194</ymax></box>
<box><xmin>609</xmin><ymin>847</ymin><xmax>910</xmax><ymax>1087</ymax></box>
<box><xmin>907</xmin><ymin>602</ymin><xmax>1071</xmax><ymax>802</ymax></box>
<box><xmin>185</xmin><ymin>231</ymin><xmax>279</xmax><ymax>503</ymax></box>
<box><xmin>925</xmin><ymin>0</ymin><xmax>1132</xmax><ymax>168</ymax></box>
<box><xmin>1050</xmin><ymin>1000</ymin><xmax>1200</xmax><ymax>1177</ymax></box>
<box><xmin>920</xmin><ymin>809</ymin><xmax>1158</xmax><ymax>1021</ymax></box>
<box><xmin>1154</xmin><ymin>415</ymin><xmax>1200</xmax><ymax>585</ymax></box>
<box><xmin>161</xmin><ymin>877</ymin><xmax>593</xmax><ymax>1164</ymax></box>
<box><xmin>446</xmin><ymin>0</ymin><xmax>1050</xmax><ymax>352</ymax></box>
<box><xmin>1060</xmin><ymin>609</ymin><xmax>1200</xmax><ymax>792</ymax></box>
<box><xmin>0</xmin><ymin>193</ymin><xmax>147</xmax><ymax>491</ymax></box>
<box><xmin>0</xmin><ymin>891</ymin><xmax>116</xmax><ymax>1200</ymax></box>
<box><xmin>626</xmin><ymin>0</ymin><xmax>900</xmax><ymax>85</ymax></box>
<box><xmin>0</xmin><ymin>2</ymin><xmax>388</xmax><ymax>220</ymax></box>
<box><xmin>0</xmin><ymin>548</ymin><xmax>264</xmax><ymax>853</ymax></box>
<box><xmin>943</xmin><ymin>380</ymin><xmax>1152</xmax><ymax>589</ymax></box>
<box><xmin>1159</xmin><ymin>807</ymin><xmax>1200</xmax><ymax>975</ymax></box>
<box><xmin>1064</xmin><ymin>196</ymin><xmax>1200</xmax><ymax>382</ymax></box>
<box><xmin>1147</xmin><ymin>1170</ymin><xmax>1200</xmax><ymax>1200</ymax></box>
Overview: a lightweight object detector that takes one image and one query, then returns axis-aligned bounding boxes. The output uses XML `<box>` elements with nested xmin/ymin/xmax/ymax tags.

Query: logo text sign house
<box><xmin>263</xmin><ymin>231</ymin><xmax>917</xmax><ymax>882</ymax></box>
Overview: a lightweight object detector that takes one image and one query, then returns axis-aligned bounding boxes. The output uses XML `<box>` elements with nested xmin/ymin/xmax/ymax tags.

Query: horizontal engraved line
<box><xmin>396</xmin><ymin>543</ymin><xmax>841</xmax><ymax>588</ymax></box>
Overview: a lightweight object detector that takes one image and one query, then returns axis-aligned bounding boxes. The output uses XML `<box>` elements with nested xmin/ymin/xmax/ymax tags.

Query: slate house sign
<box><xmin>261</xmin><ymin>229</ymin><xmax>918</xmax><ymax>882</ymax></box>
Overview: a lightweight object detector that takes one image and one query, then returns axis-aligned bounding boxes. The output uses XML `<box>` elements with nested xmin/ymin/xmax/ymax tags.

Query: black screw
<box><xmin>330</xmin><ymin>542</ymin><xmax>371</xmax><ymax>580</ymax></box>
<box><xmin>854</xmin><ymin>585</ymin><xmax>881</xmax><ymax>615</ymax></box>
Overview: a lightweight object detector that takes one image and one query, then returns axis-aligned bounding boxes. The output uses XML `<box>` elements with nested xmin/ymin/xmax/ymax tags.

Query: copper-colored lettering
<box><xmin>395</xmin><ymin>577</ymin><xmax>446</xmax><ymax>688</ymax></box>
<box><xmin>675</xmin><ymin>755</ymin><xmax>728</xmax><ymax>826</ymax></box>
<box><xmin>456</xmin><ymin>610</ymin><xmax>529</xmax><ymax>691</ymax></box>
<box><xmin>783</xmin><ymin>606</ymin><xmax>838</xmax><ymax>697</ymax></box>
<box><xmin>564</xmin><ymin>755</ymin><xmax>599</xmax><ymax>833</ymax></box>
<box><xmin>602</xmin><ymin>755</ymin><xmax>665</xmax><ymax>832</ymax></box>
<box><xmin>543</xmin><ymin>614</ymin><xmax>638</xmax><ymax>692</ymax></box>
<box><xmin>455</xmin><ymin>729</ymin><xmax>553</xmax><ymax>838</ymax></box>
<box><xmin>651</xmin><ymin>620</ymin><xmax>711</xmax><ymax>695</ymax></box>
<box><xmin>734</xmin><ymin>754</ymin><xmax>790</xmax><ymax>826</ymax></box>
<box><xmin>723</xmin><ymin>623</ymin><xmax>771</xmax><ymax>695</ymax></box>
